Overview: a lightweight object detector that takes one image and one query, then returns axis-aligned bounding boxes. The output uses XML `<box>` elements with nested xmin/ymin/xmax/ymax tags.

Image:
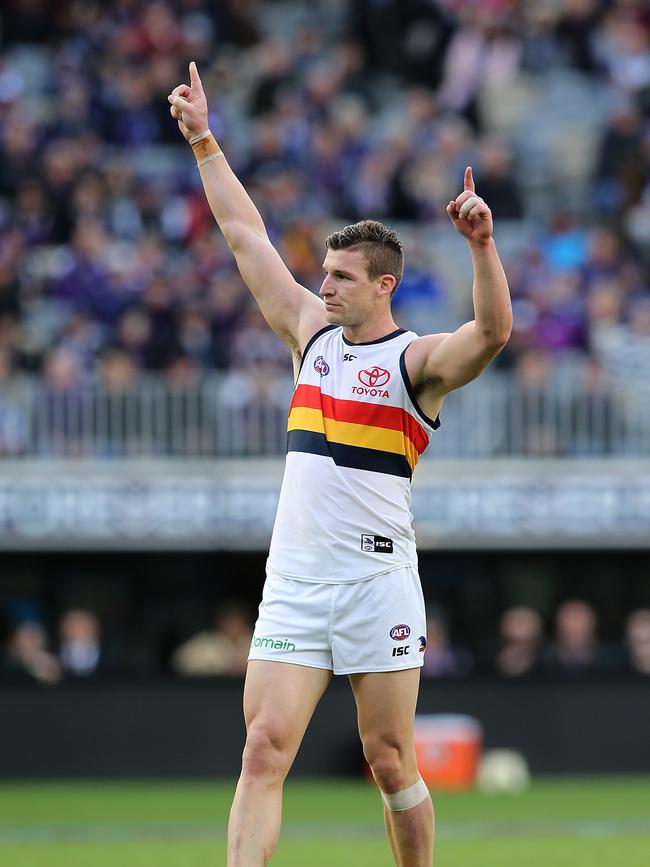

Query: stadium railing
<box><xmin>0</xmin><ymin>372</ymin><xmax>647</xmax><ymax>459</ymax></box>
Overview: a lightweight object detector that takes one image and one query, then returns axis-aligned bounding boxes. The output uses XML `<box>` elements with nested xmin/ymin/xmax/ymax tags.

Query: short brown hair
<box><xmin>325</xmin><ymin>219</ymin><xmax>404</xmax><ymax>295</ymax></box>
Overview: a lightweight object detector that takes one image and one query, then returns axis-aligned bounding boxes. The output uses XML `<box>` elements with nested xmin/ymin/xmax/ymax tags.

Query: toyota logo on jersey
<box><xmin>358</xmin><ymin>366</ymin><xmax>391</xmax><ymax>387</ymax></box>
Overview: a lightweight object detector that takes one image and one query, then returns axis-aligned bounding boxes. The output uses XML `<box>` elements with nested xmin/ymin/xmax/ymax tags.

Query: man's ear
<box><xmin>378</xmin><ymin>274</ymin><xmax>397</xmax><ymax>297</ymax></box>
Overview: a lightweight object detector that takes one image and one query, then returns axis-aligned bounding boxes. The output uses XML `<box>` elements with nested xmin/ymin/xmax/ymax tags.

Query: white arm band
<box><xmin>189</xmin><ymin>129</ymin><xmax>212</xmax><ymax>145</ymax></box>
<box><xmin>197</xmin><ymin>152</ymin><xmax>224</xmax><ymax>168</ymax></box>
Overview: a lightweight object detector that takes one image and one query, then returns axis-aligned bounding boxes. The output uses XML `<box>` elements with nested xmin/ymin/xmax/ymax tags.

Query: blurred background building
<box><xmin>0</xmin><ymin>0</ymin><xmax>649</xmax><ymax>777</ymax></box>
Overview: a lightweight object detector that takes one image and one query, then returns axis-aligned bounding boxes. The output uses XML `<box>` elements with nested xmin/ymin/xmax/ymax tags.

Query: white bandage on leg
<box><xmin>381</xmin><ymin>776</ymin><xmax>429</xmax><ymax>812</ymax></box>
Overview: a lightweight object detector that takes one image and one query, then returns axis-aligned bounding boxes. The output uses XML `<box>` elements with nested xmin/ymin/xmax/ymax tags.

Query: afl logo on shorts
<box><xmin>314</xmin><ymin>355</ymin><xmax>330</xmax><ymax>376</ymax></box>
<box><xmin>390</xmin><ymin>624</ymin><xmax>411</xmax><ymax>641</ymax></box>
<box><xmin>358</xmin><ymin>366</ymin><xmax>390</xmax><ymax>387</ymax></box>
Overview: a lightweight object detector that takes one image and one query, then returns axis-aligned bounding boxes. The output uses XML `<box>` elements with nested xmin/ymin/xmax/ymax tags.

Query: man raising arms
<box><xmin>169</xmin><ymin>62</ymin><xmax>511</xmax><ymax>866</ymax></box>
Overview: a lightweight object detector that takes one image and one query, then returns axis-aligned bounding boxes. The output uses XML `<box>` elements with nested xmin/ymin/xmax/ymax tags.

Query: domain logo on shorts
<box><xmin>252</xmin><ymin>636</ymin><xmax>296</xmax><ymax>652</ymax></box>
<box><xmin>390</xmin><ymin>624</ymin><xmax>410</xmax><ymax>641</ymax></box>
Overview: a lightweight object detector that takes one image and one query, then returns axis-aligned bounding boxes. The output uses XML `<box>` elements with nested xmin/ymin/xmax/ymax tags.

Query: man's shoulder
<box><xmin>403</xmin><ymin>332</ymin><xmax>452</xmax><ymax>367</ymax></box>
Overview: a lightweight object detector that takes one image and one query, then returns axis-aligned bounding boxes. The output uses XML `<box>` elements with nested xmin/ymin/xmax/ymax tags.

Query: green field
<box><xmin>1</xmin><ymin>777</ymin><xmax>649</xmax><ymax>866</ymax></box>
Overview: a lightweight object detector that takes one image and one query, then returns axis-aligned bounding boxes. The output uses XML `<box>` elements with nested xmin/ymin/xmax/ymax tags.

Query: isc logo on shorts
<box><xmin>390</xmin><ymin>624</ymin><xmax>410</xmax><ymax>641</ymax></box>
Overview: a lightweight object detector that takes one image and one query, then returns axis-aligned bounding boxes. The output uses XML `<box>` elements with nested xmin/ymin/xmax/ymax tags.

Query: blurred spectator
<box><xmin>505</xmin><ymin>349</ymin><xmax>559</xmax><ymax>456</ymax></box>
<box><xmin>594</xmin><ymin>105</ymin><xmax>645</xmax><ymax>216</ymax></box>
<box><xmin>0</xmin><ymin>346</ymin><xmax>30</xmax><ymax>455</ymax></box>
<box><xmin>248</xmin><ymin>41</ymin><xmax>294</xmax><ymax>116</ymax></box>
<box><xmin>391</xmin><ymin>237</ymin><xmax>447</xmax><ymax>334</ymax></box>
<box><xmin>33</xmin><ymin>347</ymin><xmax>85</xmax><ymax>456</ymax></box>
<box><xmin>495</xmin><ymin>605</ymin><xmax>544</xmax><ymax>677</ymax></box>
<box><xmin>555</xmin><ymin>0</ymin><xmax>600</xmax><ymax>74</ymax></box>
<box><xmin>475</xmin><ymin>137</ymin><xmax>524</xmax><ymax>220</ymax></box>
<box><xmin>230</xmin><ymin>307</ymin><xmax>292</xmax><ymax>373</ymax></box>
<box><xmin>542</xmin><ymin>211</ymin><xmax>588</xmax><ymax>275</ymax></box>
<box><xmin>437</xmin><ymin>10</ymin><xmax>521</xmax><ymax>130</ymax></box>
<box><xmin>2</xmin><ymin>0</ymin><xmax>53</xmax><ymax>44</ymax></box>
<box><xmin>568</xmin><ymin>357</ymin><xmax>616</xmax><ymax>456</ymax></box>
<box><xmin>625</xmin><ymin>609</ymin><xmax>650</xmax><ymax>675</ymax></box>
<box><xmin>421</xmin><ymin>610</ymin><xmax>473</xmax><ymax>678</ymax></box>
<box><xmin>58</xmin><ymin>609</ymin><xmax>103</xmax><ymax>677</ymax></box>
<box><xmin>172</xmin><ymin>602</ymin><xmax>253</xmax><ymax>676</ymax></box>
<box><xmin>594</xmin><ymin>7</ymin><xmax>650</xmax><ymax>96</ymax></box>
<box><xmin>2</xmin><ymin>621</ymin><xmax>62</xmax><ymax>685</ymax></box>
<box><xmin>100</xmin><ymin>349</ymin><xmax>139</xmax><ymax>394</ymax></box>
<box><xmin>592</xmin><ymin>294</ymin><xmax>650</xmax><ymax>381</ymax></box>
<box><xmin>545</xmin><ymin>599</ymin><xmax>616</xmax><ymax>674</ymax></box>
<box><xmin>350</xmin><ymin>0</ymin><xmax>454</xmax><ymax>87</ymax></box>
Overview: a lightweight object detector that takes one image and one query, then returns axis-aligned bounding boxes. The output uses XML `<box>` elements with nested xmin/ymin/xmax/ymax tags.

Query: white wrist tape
<box><xmin>189</xmin><ymin>129</ymin><xmax>212</xmax><ymax>145</ymax></box>
<box><xmin>197</xmin><ymin>152</ymin><xmax>224</xmax><ymax>168</ymax></box>
<box><xmin>381</xmin><ymin>776</ymin><xmax>429</xmax><ymax>812</ymax></box>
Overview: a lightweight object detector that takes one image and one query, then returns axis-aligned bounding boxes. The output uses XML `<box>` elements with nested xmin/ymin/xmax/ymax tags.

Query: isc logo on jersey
<box><xmin>352</xmin><ymin>366</ymin><xmax>391</xmax><ymax>398</ymax></box>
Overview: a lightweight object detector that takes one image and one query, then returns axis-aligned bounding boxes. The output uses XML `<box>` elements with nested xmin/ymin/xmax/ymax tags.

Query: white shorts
<box><xmin>248</xmin><ymin>565</ymin><xmax>426</xmax><ymax>675</ymax></box>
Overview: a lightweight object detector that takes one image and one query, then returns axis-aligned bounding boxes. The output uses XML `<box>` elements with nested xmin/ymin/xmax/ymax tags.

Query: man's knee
<box><xmin>240</xmin><ymin>723</ymin><xmax>293</xmax><ymax>783</ymax></box>
<box><xmin>363</xmin><ymin>736</ymin><xmax>415</xmax><ymax>793</ymax></box>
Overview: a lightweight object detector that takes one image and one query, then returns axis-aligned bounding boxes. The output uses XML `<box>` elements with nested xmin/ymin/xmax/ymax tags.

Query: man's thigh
<box><xmin>348</xmin><ymin>666</ymin><xmax>421</xmax><ymax>746</ymax></box>
<box><xmin>243</xmin><ymin>660</ymin><xmax>332</xmax><ymax>757</ymax></box>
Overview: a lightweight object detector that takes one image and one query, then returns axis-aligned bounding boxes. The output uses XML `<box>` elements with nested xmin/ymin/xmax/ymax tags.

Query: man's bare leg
<box><xmin>350</xmin><ymin>668</ymin><xmax>434</xmax><ymax>866</ymax></box>
<box><xmin>383</xmin><ymin>798</ymin><xmax>435</xmax><ymax>866</ymax></box>
<box><xmin>227</xmin><ymin>660</ymin><xmax>331</xmax><ymax>867</ymax></box>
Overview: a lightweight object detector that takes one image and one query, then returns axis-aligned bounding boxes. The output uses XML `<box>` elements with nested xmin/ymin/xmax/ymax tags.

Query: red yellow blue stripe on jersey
<box><xmin>286</xmin><ymin>384</ymin><xmax>430</xmax><ymax>478</ymax></box>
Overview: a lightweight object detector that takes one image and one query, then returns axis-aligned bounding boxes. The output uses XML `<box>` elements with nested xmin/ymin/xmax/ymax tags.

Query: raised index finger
<box><xmin>189</xmin><ymin>61</ymin><xmax>202</xmax><ymax>90</ymax></box>
<box><xmin>464</xmin><ymin>166</ymin><xmax>475</xmax><ymax>193</ymax></box>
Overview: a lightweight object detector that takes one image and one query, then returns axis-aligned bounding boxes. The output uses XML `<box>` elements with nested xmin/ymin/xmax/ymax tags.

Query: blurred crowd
<box><xmin>2</xmin><ymin>597</ymin><xmax>649</xmax><ymax>683</ymax></box>
<box><xmin>0</xmin><ymin>0</ymin><xmax>649</xmax><ymax>442</ymax></box>
<box><xmin>0</xmin><ymin>601</ymin><xmax>255</xmax><ymax>683</ymax></box>
<box><xmin>423</xmin><ymin>600</ymin><xmax>650</xmax><ymax>678</ymax></box>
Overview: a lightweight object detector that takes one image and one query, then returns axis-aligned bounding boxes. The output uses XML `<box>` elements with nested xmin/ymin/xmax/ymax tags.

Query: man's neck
<box><xmin>341</xmin><ymin>318</ymin><xmax>399</xmax><ymax>345</ymax></box>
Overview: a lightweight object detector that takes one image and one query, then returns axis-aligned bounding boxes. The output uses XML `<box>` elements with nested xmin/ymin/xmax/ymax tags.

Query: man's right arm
<box><xmin>168</xmin><ymin>62</ymin><xmax>328</xmax><ymax>359</ymax></box>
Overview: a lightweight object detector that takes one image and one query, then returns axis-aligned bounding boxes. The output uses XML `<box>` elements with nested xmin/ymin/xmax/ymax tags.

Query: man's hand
<box><xmin>168</xmin><ymin>61</ymin><xmax>209</xmax><ymax>141</ymax></box>
<box><xmin>447</xmin><ymin>167</ymin><xmax>493</xmax><ymax>246</ymax></box>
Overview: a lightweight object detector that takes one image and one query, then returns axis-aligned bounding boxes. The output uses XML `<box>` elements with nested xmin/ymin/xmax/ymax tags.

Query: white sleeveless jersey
<box><xmin>267</xmin><ymin>325</ymin><xmax>440</xmax><ymax>583</ymax></box>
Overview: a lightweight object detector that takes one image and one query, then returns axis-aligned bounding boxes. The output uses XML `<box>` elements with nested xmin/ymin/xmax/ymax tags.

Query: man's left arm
<box><xmin>410</xmin><ymin>167</ymin><xmax>512</xmax><ymax>396</ymax></box>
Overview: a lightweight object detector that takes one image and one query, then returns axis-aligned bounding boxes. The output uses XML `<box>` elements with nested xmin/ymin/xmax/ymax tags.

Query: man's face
<box><xmin>319</xmin><ymin>248</ymin><xmax>392</xmax><ymax>326</ymax></box>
